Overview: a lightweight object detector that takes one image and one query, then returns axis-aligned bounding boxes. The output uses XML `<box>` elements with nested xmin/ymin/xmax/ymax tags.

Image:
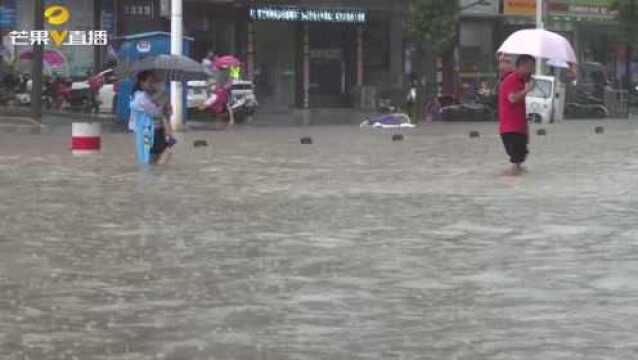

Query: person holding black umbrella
<box><xmin>130</xmin><ymin>70</ymin><xmax>175</xmax><ymax>165</ymax></box>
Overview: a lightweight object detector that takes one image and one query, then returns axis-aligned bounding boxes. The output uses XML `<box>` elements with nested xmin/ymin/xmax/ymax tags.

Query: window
<box><xmin>529</xmin><ymin>79</ymin><xmax>553</xmax><ymax>99</ymax></box>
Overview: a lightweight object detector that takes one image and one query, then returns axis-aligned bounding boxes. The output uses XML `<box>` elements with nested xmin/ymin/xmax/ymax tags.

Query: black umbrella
<box><xmin>115</xmin><ymin>54</ymin><xmax>214</xmax><ymax>82</ymax></box>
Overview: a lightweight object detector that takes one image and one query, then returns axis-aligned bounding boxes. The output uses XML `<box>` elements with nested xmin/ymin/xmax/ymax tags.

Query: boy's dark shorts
<box><xmin>151</xmin><ymin>127</ymin><xmax>168</xmax><ymax>157</ymax></box>
<box><xmin>501</xmin><ymin>132</ymin><xmax>529</xmax><ymax>164</ymax></box>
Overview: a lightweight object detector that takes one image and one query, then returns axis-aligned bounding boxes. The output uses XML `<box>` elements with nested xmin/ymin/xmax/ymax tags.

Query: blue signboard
<box><xmin>0</xmin><ymin>0</ymin><xmax>17</xmax><ymax>29</ymax></box>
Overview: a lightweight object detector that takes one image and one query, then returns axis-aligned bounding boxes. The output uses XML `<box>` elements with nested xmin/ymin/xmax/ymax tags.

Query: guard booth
<box><xmin>115</xmin><ymin>32</ymin><xmax>194</xmax><ymax>124</ymax></box>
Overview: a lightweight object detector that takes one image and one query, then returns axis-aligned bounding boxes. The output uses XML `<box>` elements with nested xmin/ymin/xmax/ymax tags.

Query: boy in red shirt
<box><xmin>498</xmin><ymin>55</ymin><xmax>535</xmax><ymax>176</ymax></box>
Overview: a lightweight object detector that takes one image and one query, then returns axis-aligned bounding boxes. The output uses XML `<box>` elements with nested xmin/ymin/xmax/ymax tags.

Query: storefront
<box><xmin>499</xmin><ymin>0</ymin><xmax>619</xmax><ymax>72</ymax></box>
<box><xmin>249</xmin><ymin>5</ymin><xmax>365</xmax><ymax>109</ymax></box>
<box><xmin>249</xmin><ymin>3</ymin><xmax>405</xmax><ymax>110</ymax></box>
<box><xmin>458</xmin><ymin>0</ymin><xmax>501</xmax><ymax>91</ymax></box>
<box><xmin>4</xmin><ymin>0</ymin><xmax>405</xmax><ymax>108</ymax></box>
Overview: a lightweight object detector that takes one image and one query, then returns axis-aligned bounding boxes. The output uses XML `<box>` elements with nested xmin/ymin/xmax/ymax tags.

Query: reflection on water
<box><xmin>2</xmin><ymin>121</ymin><xmax>638</xmax><ymax>359</ymax></box>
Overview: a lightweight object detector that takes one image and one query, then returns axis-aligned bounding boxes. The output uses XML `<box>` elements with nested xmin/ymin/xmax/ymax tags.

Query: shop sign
<box><xmin>249</xmin><ymin>6</ymin><xmax>366</xmax><ymax>23</ymax></box>
<box><xmin>461</xmin><ymin>0</ymin><xmax>499</xmax><ymax>15</ymax></box>
<box><xmin>123</xmin><ymin>0</ymin><xmax>154</xmax><ymax>18</ymax></box>
<box><xmin>548</xmin><ymin>0</ymin><xmax>616</xmax><ymax>21</ymax></box>
<box><xmin>503</xmin><ymin>0</ymin><xmax>537</xmax><ymax>16</ymax></box>
<box><xmin>503</xmin><ymin>0</ymin><xmax>616</xmax><ymax>19</ymax></box>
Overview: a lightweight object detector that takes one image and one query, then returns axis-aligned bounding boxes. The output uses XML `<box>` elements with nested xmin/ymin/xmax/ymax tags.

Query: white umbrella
<box><xmin>497</xmin><ymin>29</ymin><xmax>577</xmax><ymax>64</ymax></box>
<box><xmin>546</xmin><ymin>58</ymin><xmax>570</xmax><ymax>69</ymax></box>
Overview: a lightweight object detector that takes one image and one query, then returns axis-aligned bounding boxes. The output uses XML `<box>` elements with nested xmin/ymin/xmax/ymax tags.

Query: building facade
<box><xmin>177</xmin><ymin>0</ymin><xmax>408</xmax><ymax>110</ymax></box>
<box><xmin>107</xmin><ymin>0</ymin><xmax>408</xmax><ymax>110</ymax></box>
<box><xmin>457</xmin><ymin>0</ymin><xmax>501</xmax><ymax>96</ymax></box>
<box><xmin>248</xmin><ymin>0</ymin><xmax>407</xmax><ymax>110</ymax></box>
<box><xmin>453</xmin><ymin>0</ymin><xmax>635</xmax><ymax>95</ymax></box>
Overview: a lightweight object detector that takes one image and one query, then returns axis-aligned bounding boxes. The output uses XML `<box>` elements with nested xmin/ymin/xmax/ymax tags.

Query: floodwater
<box><xmin>2</xmin><ymin>120</ymin><xmax>638</xmax><ymax>360</ymax></box>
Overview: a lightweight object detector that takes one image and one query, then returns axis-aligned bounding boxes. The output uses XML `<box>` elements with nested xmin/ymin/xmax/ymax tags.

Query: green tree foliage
<box><xmin>408</xmin><ymin>0</ymin><xmax>460</xmax><ymax>56</ymax></box>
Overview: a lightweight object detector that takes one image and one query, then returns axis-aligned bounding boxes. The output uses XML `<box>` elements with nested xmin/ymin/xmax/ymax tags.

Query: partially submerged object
<box><xmin>360</xmin><ymin>113</ymin><xmax>414</xmax><ymax>129</ymax></box>
<box><xmin>194</xmin><ymin>140</ymin><xmax>209</xmax><ymax>147</ymax></box>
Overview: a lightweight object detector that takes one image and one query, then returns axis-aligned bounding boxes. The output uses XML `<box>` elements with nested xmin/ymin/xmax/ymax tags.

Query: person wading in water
<box><xmin>498</xmin><ymin>55</ymin><xmax>535</xmax><ymax>176</ymax></box>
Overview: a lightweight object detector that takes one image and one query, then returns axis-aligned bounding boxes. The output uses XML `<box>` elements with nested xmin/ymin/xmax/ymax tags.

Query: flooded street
<box><xmin>2</xmin><ymin>120</ymin><xmax>638</xmax><ymax>359</ymax></box>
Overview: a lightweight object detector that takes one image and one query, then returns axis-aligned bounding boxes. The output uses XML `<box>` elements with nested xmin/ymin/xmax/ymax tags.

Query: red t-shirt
<box><xmin>498</xmin><ymin>72</ymin><xmax>528</xmax><ymax>134</ymax></box>
<box><xmin>500</xmin><ymin>70</ymin><xmax>512</xmax><ymax>82</ymax></box>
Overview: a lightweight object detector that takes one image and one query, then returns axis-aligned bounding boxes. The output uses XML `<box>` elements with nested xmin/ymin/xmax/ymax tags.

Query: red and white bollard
<box><xmin>71</xmin><ymin>122</ymin><xmax>101</xmax><ymax>155</ymax></box>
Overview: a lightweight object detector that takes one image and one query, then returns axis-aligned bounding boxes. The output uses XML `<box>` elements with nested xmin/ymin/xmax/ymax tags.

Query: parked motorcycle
<box><xmin>565</xmin><ymin>88</ymin><xmax>608</xmax><ymax>119</ymax></box>
<box><xmin>565</xmin><ymin>102</ymin><xmax>609</xmax><ymax>119</ymax></box>
<box><xmin>198</xmin><ymin>79</ymin><xmax>257</xmax><ymax>126</ymax></box>
<box><xmin>10</xmin><ymin>76</ymin><xmax>54</xmax><ymax>109</ymax></box>
<box><xmin>439</xmin><ymin>94</ymin><xmax>496</xmax><ymax>122</ymax></box>
<box><xmin>229</xmin><ymin>80</ymin><xmax>258</xmax><ymax>123</ymax></box>
<box><xmin>628</xmin><ymin>84</ymin><xmax>638</xmax><ymax>108</ymax></box>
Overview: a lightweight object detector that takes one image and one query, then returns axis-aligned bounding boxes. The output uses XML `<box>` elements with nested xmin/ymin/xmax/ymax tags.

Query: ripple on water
<box><xmin>2</xmin><ymin>123</ymin><xmax>638</xmax><ymax>358</ymax></box>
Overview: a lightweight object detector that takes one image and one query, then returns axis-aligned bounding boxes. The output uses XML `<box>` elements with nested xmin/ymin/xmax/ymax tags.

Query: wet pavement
<box><xmin>2</xmin><ymin>120</ymin><xmax>638</xmax><ymax>359</ymax></box>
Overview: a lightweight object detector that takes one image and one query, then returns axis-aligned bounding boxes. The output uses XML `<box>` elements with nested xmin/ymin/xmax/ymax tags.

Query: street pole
<box><xmin>536</xmin><ymin>0</ymin><xmax>544</xmax><ymax>75</ymax></box>
<box><xmin>31</xmin><ymin>0</ymin><xmax>44</xmax><ymax>123</ymax></box>
<box><xmin>170</xmin><ymin>0</ymin><xmax>184</xmax><ymax>130</ymax></box>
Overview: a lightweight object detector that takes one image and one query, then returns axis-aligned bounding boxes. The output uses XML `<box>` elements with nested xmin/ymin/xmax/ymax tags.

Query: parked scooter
<box><xmin>229</xmin><ymin>80</ymin><xmax>258</xmax><ymax>123</ymax></box>
<box><xmin>565</xmin><ymin>88</ymin><xmax>609</xmax><ymax>119</ymax></box>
